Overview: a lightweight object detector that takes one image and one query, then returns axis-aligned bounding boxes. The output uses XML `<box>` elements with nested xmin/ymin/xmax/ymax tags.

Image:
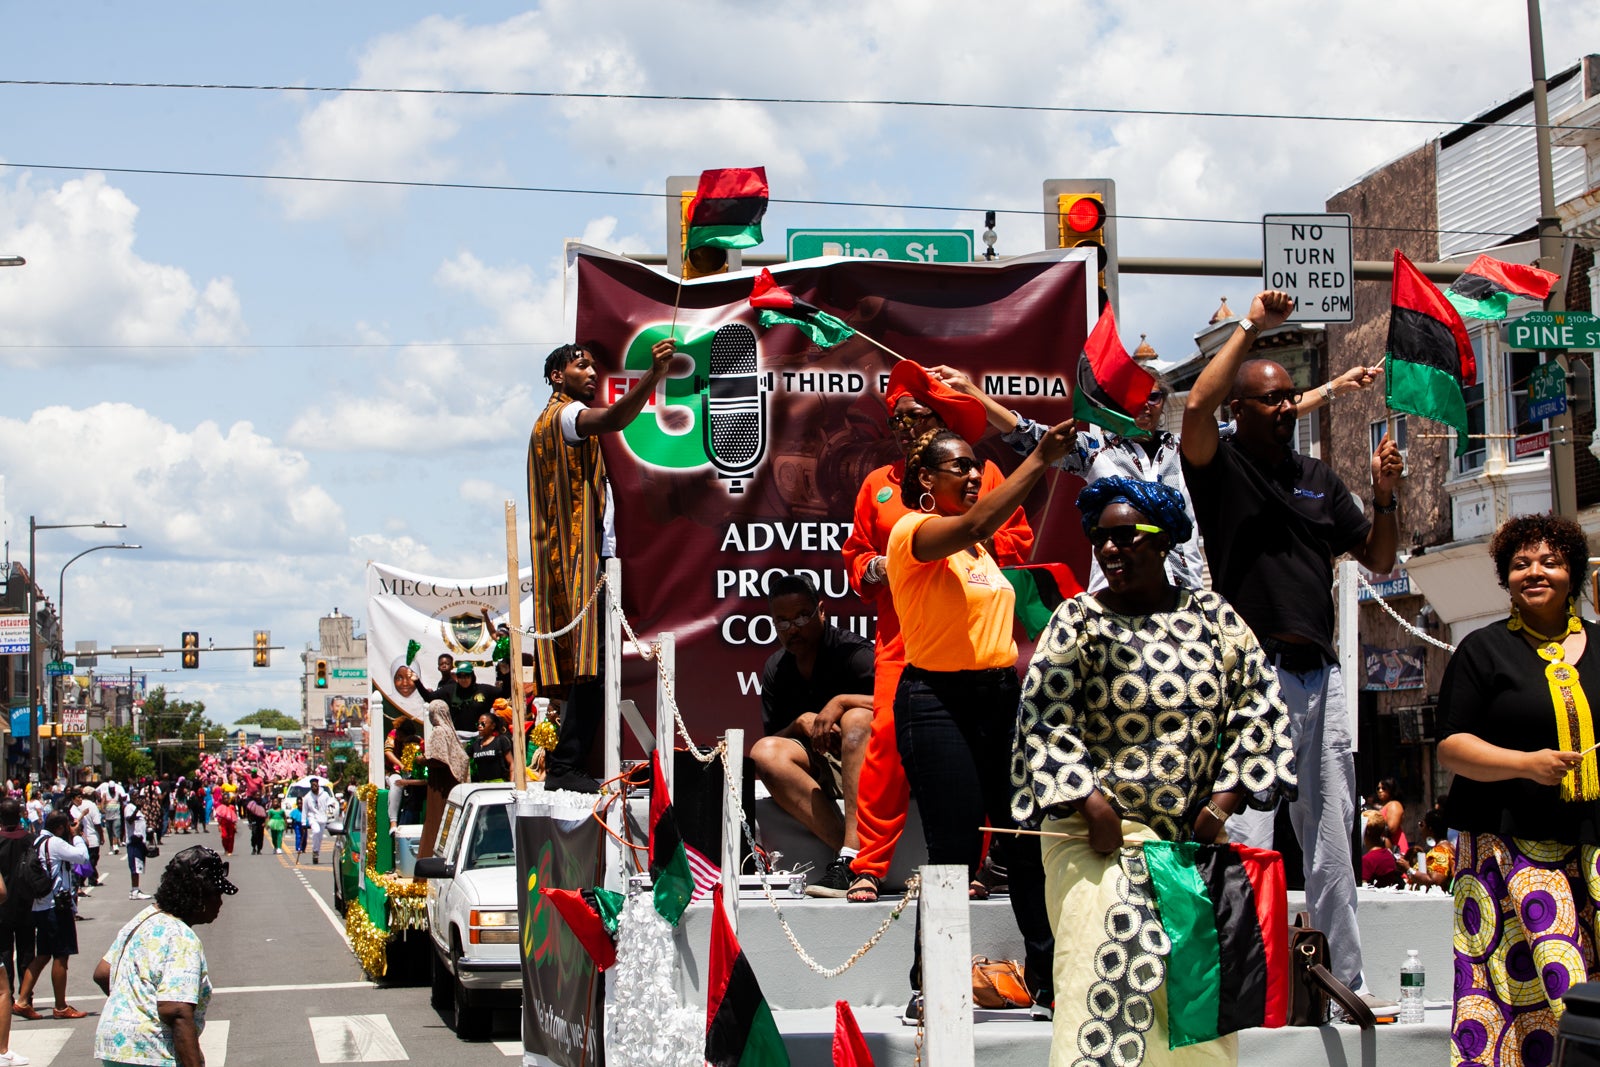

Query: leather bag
<box><xmin>972</xmin><ymin>955</ymin><xmax>1032</xmax><ymax>1010</ymax></box>
<box><xmin>1288</xmin><ymin>912</ymin><xmax>1375</xmax><ymax>1028</ymax></box>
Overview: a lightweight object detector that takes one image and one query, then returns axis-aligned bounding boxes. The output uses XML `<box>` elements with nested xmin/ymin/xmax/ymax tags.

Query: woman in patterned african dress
<box><xmin>1012</xmin><ymin>477</ymin><xmax>1296</xmax><ymax>1067</ymax></box>
<box><xmin>1437</xmin><ymin>514</ymin><xmax>1600</xmax><ymax>1067</ymax></box>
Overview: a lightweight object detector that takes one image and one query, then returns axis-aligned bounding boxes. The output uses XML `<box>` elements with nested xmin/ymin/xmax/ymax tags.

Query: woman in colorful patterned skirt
<box><xmin>1012</xmin><ymin>477</ymin><xmax>1296</xmax><ymax>1067</ymax></box>
<box><xmin>1438</xmin><ymin>513</ymin><xmax>1600</xmax><ymax>1067</ymax></box>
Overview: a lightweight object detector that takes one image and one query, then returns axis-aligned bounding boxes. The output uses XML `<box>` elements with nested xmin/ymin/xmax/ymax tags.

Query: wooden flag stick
<box><xmin>854</xmin><ymin>329</ymin><xmax>908</xmax><ymax>363</ymax></box>
<box><xmin>504</xmin><ymin>501</ymin><xmax>528</xmax><ymax>790</ymax></box>
<box><xmin>669</xmin><ymin>274</ymin><xmax>686</xmax><ymax>335</ymax></box>
<box><xmin>983</xmin><ymin>824</ymin><xmax>1143</xmax><ymax>844</ymax></box>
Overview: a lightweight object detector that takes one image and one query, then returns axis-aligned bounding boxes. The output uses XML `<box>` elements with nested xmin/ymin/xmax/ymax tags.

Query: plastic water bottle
<box><xmin>1399</xmin><ymin>950</ymin><xmax>1425</xmax><ymax>1023</ymax></box>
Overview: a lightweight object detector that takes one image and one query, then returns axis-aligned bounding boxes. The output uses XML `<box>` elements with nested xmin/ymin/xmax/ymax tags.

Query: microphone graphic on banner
<box><xmin>698</xmin><ymin>322</ymin><xmax>768</xmax><ymax>494</ymax></box>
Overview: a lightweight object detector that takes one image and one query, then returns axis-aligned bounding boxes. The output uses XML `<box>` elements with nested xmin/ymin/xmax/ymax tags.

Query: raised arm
<box><xmin>1296</xmin><ymin>363</ymin><xmax>1384</xmax><ymax>418</ymax></box>
<box><xmin>928</xmin><ymin>365</ymin><xmax>1020</xmax><ymax>433</ymax></box>
<box><xmin>574</xmin><ymin>339</ymin><xmax>678</xmax><ymax>436</ymax></box>
<box><xmin>910</xmin><ymin>423</ymin><xmax>1074</xmax><ymax>561</ymax></box>
<box><xmin>1182</xmin><ymin>290</ymin><xmax>1294</xmax><ymax>467</ymax></box>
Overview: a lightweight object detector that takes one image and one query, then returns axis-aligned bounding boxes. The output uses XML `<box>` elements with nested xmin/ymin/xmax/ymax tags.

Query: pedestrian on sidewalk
<box><xmin>93</xmin><ymin>845</ymin><xmax>235</xmax><ymax>1067</ymax></box>
<box><xmin>0</xmin><ymin>800</ymin><xmax>38</xmax><ymax>1065</ymax></box>
<box><xmin>69</xmin><ymin>790</ymin><xmax>102</xmax><ymax>888</ymax></box>
<box><xmin>14</xmin><ymin>811</ymin><xmax>91</xmax><ymax>1021</ymax></box>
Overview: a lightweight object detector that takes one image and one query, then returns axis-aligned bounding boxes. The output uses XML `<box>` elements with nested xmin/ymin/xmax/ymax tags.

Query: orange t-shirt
<box><xmin>887</xmin><ymin>512</ymin><xmax>1018</xmax><ymax>671</ymax></box>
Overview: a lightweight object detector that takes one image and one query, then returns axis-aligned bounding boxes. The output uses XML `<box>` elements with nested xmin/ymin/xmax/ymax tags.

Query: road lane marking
<box><xmin>309</xmin><ymin>1014</ymin><xmax>409</xmax><ymax>1062</ymax></box>
<box><xmin>8</xmin><ymin>1026</ymin><xmax>71</xmax><ymax>1066</ymax></box>
<box><xmin>200</xmin><ymin>1019</ymin><xmax>229</xmax><ymax>1067</ymax></box>
<box><xmin>294</xmin><ymin>863</ymin><xmax>352</xmax><ymax>948</ymax></box>
<box><xmin>494</xmin><ymin>1039</ymin><xmax>522</xmax><ymax>1056</ymax></box>
<box><xmin>213</xmin><ymin>981</ymin><xmax>376</xmax><ymax>995</ymax></box>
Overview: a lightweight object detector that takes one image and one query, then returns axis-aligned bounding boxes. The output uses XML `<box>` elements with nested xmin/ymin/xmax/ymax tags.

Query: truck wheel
<box><xmin>452</xmin><ymin>942</ymin><xmax>490</xmax><ymax>1040</ymax></box>
<box><xmin>430</xmin><ymin>946</ymin><xmax>452</xmax><ymax>1010</ymax></box>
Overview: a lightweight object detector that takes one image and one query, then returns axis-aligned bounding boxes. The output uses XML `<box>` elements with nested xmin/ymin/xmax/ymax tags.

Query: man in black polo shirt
<box><xmin>748</xmin><ymin>574</ymin><xmax>874</xmax><ymax>899</ymax></box>
<box><xmin>1181</xmin><ymin>288</ymin><xmax>1403</xmax><ymax>1007</ymax></box>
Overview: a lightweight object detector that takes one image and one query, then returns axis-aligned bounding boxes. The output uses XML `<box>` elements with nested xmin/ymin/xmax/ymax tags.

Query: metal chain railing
<box><xmin>520</xmin><ymin>572</ymin><xmax>608</xmax><ymax>640</ymax></box>
<box><xmin>610</xmin><ymin>598</ymin><xmax>720</xmax><ymax>764</ymax></box>
<box><xmin>1354</xmin><ymin>571</ymin><xmax>1457</xmax><ymax>653</ymax></box>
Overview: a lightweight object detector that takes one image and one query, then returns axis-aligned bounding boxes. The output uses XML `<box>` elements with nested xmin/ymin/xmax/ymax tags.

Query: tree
<box><xmin>95</xmin><ymin>725</ymin><xmax>155</xmax><ymax>781</ymax></box>
<box><xmin>234</xmin><ymin>709</ymin><xmax>302</xmax><ymax>731</ymax></box>
<box><xmin>141</xmin><ymin>687</ymin><xmax>227</xmax><ymax>777</ymax></box>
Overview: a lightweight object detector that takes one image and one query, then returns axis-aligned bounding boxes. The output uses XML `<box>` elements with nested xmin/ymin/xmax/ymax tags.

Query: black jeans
<box><xmin>550</xmin><ymin>575</ymin><xmax>606</xmax><ymax>779</ymax></box>
<box><xmin>895</xmin><ymin>665</ymin><xmax>1053</xmax><ymax>998</ymax></box>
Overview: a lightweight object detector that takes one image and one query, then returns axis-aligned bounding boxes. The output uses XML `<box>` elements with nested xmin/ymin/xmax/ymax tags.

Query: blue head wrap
<box><xmin>1076</xmin><ymin>476</ymin><xmax>1193</xmax><ymax>545</ymax></box>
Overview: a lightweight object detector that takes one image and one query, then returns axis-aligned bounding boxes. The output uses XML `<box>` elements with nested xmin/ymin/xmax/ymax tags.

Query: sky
<box><xmin>1</xmin><ymin>2</ymin><xmax>1598</xmax><ymax>725</ymax></box>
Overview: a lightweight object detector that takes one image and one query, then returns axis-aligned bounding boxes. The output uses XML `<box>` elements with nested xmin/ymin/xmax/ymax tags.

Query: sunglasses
<box><xmin>773</xmin><ymin>610</ymin><xmax>817</xmax><ymax>633</ymax></box>
<box><xmin>1088</xmin><ymin>523</ymin><xmax>1163</xmax><ymax>547</ymax></box>
<box><xmin>932</xmin><ymin>457</ymin><xmax>981</xmax><ymax>477</ymax></box>
<box><xmin>1239</xmin><ymin>389</ymin><xmax>1303</xmax><ymax>408</ymax></box>
<box><xmin>889</xmin><ymin>411</ymin><xmax>937</xmax><ymax>430</ymax></box>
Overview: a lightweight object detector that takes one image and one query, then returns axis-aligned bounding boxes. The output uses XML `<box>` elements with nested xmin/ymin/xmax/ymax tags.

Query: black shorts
<box><xmin>32</xmin><ymin>907</ymin><xmax>78</xmax><ymax>959</ymax></box>
<box><xmin>0</xmin><ymin>920</ymin><xmax>35</xmax><ymax>974</ymax></box>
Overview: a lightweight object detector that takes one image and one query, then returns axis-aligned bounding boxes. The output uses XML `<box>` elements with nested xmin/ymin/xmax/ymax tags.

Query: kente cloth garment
<box><xmin>528</xmin><ymin>393</ymin><xmax>605</xmax><ymax>694</ymax></box>
<box><xmin>1041</xmin><ymin>814</ymin><xmax>1236</xmax><ymax>1067</ymax></box>
<box><xmin>1451</xmin><ymin>831</ymin><xmax>1600</xmax><ymax>1067</ymax></box>
<box><xmin>1012</xmin><ymin>589</ymin><xmax>1296</xmax><ymax>838</ymax></box>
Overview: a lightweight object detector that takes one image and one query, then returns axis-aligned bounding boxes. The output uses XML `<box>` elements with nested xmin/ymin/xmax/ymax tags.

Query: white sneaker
<box><xmin>129</xmin><ymin>890</ymin><xmax>150</xmax><ymax>900</ymax></box>
<box><xmin>0</xmin><ymin>1048</ymin><xmax>33</xmax><ymax>1064</ymax></box>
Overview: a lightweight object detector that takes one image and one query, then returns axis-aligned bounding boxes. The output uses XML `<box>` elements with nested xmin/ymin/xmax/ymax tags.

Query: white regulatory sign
<box><xmin>1262</xmin><ymin>213</ymin><xmax>1354</xmax><ymax>323</ymax></box>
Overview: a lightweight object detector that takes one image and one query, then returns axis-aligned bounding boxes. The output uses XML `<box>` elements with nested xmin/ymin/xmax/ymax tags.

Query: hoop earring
<box><xmin>919</xmin><ymin>492</ymin><xmax>935</xmax><ymax>513</ymax></box>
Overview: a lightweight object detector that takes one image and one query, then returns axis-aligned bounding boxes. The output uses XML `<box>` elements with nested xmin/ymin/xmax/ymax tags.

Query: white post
<box><xmin>920</xmin><ymin>864</ymin><xmax>974</xmax><ymax>1067</ymax></box>
<box><xmin>1338</xmin><ymin>559</ymin><xmax>1361</xmax><ymax>750</ymax></box>
<box><xmin>368</xmin><ymin>686</ymin><xmax>383</xmax><ymax>787</ymax></box>
<box><xmin>604</xmin><ymin>557</ymin><xmax>624</xmax><ymax>880</ymax></box>
<box><xmin>655</xmin><ymin>632</ymin><xmax>675</xmax><ymax>796</ymax></box>
<box><xmin>721</xmin><ymin>728</ymin><xmax>744</xmax><ymax>936</ymax></box>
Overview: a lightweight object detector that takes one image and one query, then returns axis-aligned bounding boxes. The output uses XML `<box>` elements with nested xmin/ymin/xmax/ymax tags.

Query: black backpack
<box><xmin>2</xmin><ymin>834</ymin><xmax>55</xmax><ymax>916</ymax></box>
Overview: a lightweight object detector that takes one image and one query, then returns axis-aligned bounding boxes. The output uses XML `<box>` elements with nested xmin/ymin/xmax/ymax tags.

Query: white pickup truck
<box><xmin>413</xmin><ymin>782</ymin><xmax>519</xmax><ymax>1039</ymax></box>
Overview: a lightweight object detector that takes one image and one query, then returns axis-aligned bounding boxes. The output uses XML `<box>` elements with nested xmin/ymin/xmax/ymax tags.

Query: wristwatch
<box><xmin>1238</xmin><ymin>319</ymin><xmax>1257</xmax><ymax>334</ymax></box>
<box><xmin>1203</xmin><ymin>800</ymin><xmax>1229</xmax><ymax>823</ymax></box>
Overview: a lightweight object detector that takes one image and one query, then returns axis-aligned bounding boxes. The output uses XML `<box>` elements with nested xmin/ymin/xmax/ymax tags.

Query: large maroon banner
<box><xmin>567</xmin><ymin>246</ymin><xmax>1096</xmax><ymax>745</ymax></box>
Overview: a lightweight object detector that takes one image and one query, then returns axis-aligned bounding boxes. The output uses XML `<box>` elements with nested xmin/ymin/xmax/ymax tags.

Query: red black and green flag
<box><xmin>1075</xmin><ymin>305</ymin><xmax>1152</xmax><ymax>438</ymax></box>
<box><xmin>748</xmin><ymin>268</ymin><xmax>856</xmax><ymax>348</ymax></box>
<box><xmin>1138</xmin><ymin>841</ymin><xmax>1288</xmax><ymax>1046</ymax></box>
<box><xmin>687</xmin><ymin>167</ymin><xmax>769</xmax><ymax>252</ymax></box>
<box><xmin>649</xmin><ymin>750</ymin><xmax>695</xmax><ymax>925</ymax></box>
<box><xmin>1386</xmin><ymin>249</ymin><xmax>1477</xmax><ymax>456</ymax></box>
<box><xmin>1001</xmin><ymin>563</ymin><xmax>1082</xmax><ymax>639</ymax></box>
<box><xmin>1446</xmin><ymin>254</ymin><xmax>1559</xmax><ymax>321</ymax></box>
<box><xmin>706</xmin><ymin>882</ymin><xmax>791</xmax><ymax>1067</ymax></box>
<box><xmin>539</xmin><ymin>886</ymin><xmax>625</xmax><ymax>971</ymax></box>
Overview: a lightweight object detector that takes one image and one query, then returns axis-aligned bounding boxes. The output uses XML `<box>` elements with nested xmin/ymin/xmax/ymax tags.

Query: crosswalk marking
<box><xmin>309</xmin><ymin>1014</ymin><xmax>410</xmax><ymax>1062</ymax></box>
<box><xmin>7</xmin><ymin>1027</ymin><xmax>72</xmax><ymax>1066</ymax></box>
<box><xmin>494</xmin><ymin>1039</ymin><xmax>522</xmax><ymax>1056</ymax></box>
<box><xmin>200</xmin><ymin>1019</ymin><xmax>230</xmax><ymax>1067</ymax></box>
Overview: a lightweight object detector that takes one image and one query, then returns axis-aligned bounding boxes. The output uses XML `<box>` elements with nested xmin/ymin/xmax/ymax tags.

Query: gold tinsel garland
<box><xmin>398</xmin><ymin>742</ymin><xmax>421</xmax><ymax>775</ymax></box>
<box><xmin>344</xmin><ymin>899</ymin><xmax>390</xmax><ymax>978</ymax></box>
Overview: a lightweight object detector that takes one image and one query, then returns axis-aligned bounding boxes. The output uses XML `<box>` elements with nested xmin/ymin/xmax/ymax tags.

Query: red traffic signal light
<box><xmin>315</xmin><ymin>659</ymin><xmax>328</xmax><ymax>689</ymax></box>
<box><xmin>1044</xmin><ymin>180</ymin><xmax>1118</xmax><ymax>316</ymax></box>
<box><xmin>181</xmin><ymin>631</ymin><xmax>200</xmax><ymax>670</ymax></box>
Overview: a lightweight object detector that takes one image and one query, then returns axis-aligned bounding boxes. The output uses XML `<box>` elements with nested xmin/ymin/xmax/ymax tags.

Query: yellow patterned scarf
<box><xmin>1511</xmin><ymin>607</ymin><xmax>1600</xmax><ymax>802</ymax></box>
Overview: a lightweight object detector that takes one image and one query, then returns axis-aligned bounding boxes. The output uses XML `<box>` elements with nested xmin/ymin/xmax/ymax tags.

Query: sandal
<box><xmin>969</xmin><ymin>880</ymin><xmax>990</xmax><ymax>901</ymax></box>
<box><xmin>847</xmin><ymin>873</ymin><xmax>881</xmax><ymax>903</ymax></box>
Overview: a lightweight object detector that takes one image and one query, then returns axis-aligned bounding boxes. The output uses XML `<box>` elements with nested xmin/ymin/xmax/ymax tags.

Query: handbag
<box><xmin>1288</xmin><ymin>913</ymin><xmax>1375</xmax><ymax>1028</ymax></box>
<box><xmin>971</xmin><ymin>955</ymin><xmax>1032</xmax><ymax>1010</ymax></box>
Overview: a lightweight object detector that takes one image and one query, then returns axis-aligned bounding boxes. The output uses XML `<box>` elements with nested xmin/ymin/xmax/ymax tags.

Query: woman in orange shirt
<box><xmin>888</xmin><ymin>420</ymin><xmax>1073</xmax><ymax>1020</ymax></box>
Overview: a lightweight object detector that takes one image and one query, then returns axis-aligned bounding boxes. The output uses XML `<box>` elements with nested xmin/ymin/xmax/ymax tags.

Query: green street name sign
<box><xmin>331</xmin><ymin>668</ymin><xmax>367</xmax><ymax>679</ymax></box>
<box><xmin>1505</xmin><ymin>311</ymin><xmax>1600</xmax><ymax>351</ymax></box>
<box><xmin>44</xmin><ymin>660</ymin><xmax>73</xmax><ymax>676</ymax></box>
<box><xmin>787</xmin><ymin>229</ymin><xmax>973</xmax><ymax>263</ymax></box>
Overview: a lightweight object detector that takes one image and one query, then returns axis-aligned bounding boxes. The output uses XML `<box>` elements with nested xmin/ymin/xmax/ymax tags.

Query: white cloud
<box><xmin>0</xmin><ymin>173</ymin><xmax>245</xmax><ymax>365</ymax></box>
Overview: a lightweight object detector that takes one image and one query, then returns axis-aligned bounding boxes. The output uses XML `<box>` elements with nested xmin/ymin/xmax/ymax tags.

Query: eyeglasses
<box><xmin>1239</xmin><ymin>389</ymin><xmax>1303</xmax><ymax>408</ymax></box>
<box><xmin>932</xmin><ymin>457</ymin><xmax>981</xmax><ymax>477</ymax></box>
<box><xmin>1088</xmin><ymin>523</ymin><xmax>1163</xmax><ymax>547</ymax></box>
<box><xmin>1145</xmin><ymin>390</ymin><xmax>1166</xmax><ymax>404</ymax></box>
<box><xmin>889</xmin><ymin>411</ymin><xmax>936</xmax><ymax>430</ymax></box>
<box><xmin>773</xmin><ymin>610</ymin><xmax>817</xmax><ymax>633</ymax></box>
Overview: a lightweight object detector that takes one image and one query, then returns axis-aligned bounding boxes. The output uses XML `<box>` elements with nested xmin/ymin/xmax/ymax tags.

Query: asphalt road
<box><xmin>5</xmin><ymin>830</ymin><xmax>524</xmax><ymax>1065</ymax></box>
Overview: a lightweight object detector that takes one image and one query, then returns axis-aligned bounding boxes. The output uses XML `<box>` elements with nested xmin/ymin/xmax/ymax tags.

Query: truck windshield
<box><xmin>462</xmin><ymin>801</ymin><xmax>515</xmax><ymax>871</ymax></box>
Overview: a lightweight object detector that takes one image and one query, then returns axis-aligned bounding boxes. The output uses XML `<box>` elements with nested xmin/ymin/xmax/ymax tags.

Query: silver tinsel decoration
<box><xmin>605</xmin><ymin>892</ymin><xmax>705</xmax><ymax>1067</ymax></box>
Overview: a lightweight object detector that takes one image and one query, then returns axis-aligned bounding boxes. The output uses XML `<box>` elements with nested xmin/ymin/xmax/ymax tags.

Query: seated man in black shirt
<box><xmin>748</xmin><ymin>574</ymin><xmax>874</xmax><ymax>899</ymax></box>
<box><xmin>445</xmin><ymin>661</ymin><xmax>499</xmax><ymax>733</ymax></box>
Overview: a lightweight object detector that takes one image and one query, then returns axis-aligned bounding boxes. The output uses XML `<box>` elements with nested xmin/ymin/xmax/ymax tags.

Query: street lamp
<box><xmin>53</xmin><ymin>543</ymin><xmax>141</xmax><ymax>775</ymax></box>
<box><xmin>27</xmin><ymin>518</ymin><xmax>125</xmax><ymax>780</ymax></box>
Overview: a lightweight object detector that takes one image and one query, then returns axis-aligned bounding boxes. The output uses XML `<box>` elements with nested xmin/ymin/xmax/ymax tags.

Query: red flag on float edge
<box><xmin>686</xmin><ymin>167</ymin><xmax>769</xmax><ymax>251</ymax></box>
<box><xmin>539</xmin><ymin>887</ymin><xmax>618</xmax><ymax>971</ymax></box>
<box><xmin>648</xmin><ymin>751</ymin><xmax>695</xmax><ymax>925</ymax></box>
<box><xmin>832</xmin><ymin>1001</ymin><xmax>875</xmax><ymax>1067</ymax></box>
<box><xmin>706</xmin><ymin>882</ymin><xmax>791</xmax><ymax>1067</ymax></box>
<box><xmin>1074</xmin><ymin>305</ymin><xmax>1153</xmax><ymax>437</ymax></box>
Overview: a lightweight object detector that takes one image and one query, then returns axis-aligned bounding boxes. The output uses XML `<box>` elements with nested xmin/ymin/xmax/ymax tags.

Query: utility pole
<box><xmin>1527</xmin><ymin>0</ymin><xmax>1576</xmax><ymax>517</ymax></box>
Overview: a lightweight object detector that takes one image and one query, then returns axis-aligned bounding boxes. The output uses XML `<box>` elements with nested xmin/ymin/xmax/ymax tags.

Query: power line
<box><xmin>0</xmin><ymin>161</ymin><xmax>1526</xmax><ymax>241</ymax></box>
<box><xmin>0</xmin><ymin>78</ymin><xmax>1561</xmax><ymax>133</ymax></box>
<box><xmin>0</xmin><ymin>340</ymin><xmax>563</xmax><ymax>351</ymax></box>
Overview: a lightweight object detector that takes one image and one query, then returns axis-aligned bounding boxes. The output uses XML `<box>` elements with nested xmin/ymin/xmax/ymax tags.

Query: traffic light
<box><xmin>198</xmin><ymin>732</ymin><xmax>205</xmax><ymax>750</ymax></box>
<box><xmin>315</xmin><ymin>659</ymin><xmax>328</xmax><ymax>689</ymax></box>
<box><xmin>253</xmin><ymin>630</ymin><xmax>270</xmax><ymax>668</ymax></box>
<box><xmin>181</xmin><ymin>631</ymin><xmax>200</xmax><ymax>669</ymax></box>
<box><xmin>666</xmin><ymin>176</ymin><xmax>743</xmax><ymax>279</ymax></box>
<box><xmin>1043</xmin><ymin>179</ymin><xmax>1118</xmax><ymax>317</ymax></box>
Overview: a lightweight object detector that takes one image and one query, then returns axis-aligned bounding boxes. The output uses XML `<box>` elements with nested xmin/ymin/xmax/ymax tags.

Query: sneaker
<box><xmin>1030</xmin><ymin>991</ymin><xmax>1054</xmax><ymax>1022</ymax></box>
<box><xmin>51</xmin><ymin>1006</ymin><xmax>86</xmax><ymax>1020</ymax></box>
<box><xmin>0</xmin><ymin>1048</ymin><xmax>33</xmax><ymax>1064</ymax></box>
<box><xmin>805</xmin><ymin>857</ymin><xmax>853</xmax><ymax>898</ymax></box>
<box><xmin>129</xmin><ymin>890</ymin><xmax>151</xmax><ymax>900</ymax></box>
<box><xmin>901</xmin><ymin>992</ymin><xmax>923</xmax><ymax>1026</ymax></box>
<box><xmin>312</xmin><ymin>854</ymin><xmax>319</xmax><ymax>864</ymax></box>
